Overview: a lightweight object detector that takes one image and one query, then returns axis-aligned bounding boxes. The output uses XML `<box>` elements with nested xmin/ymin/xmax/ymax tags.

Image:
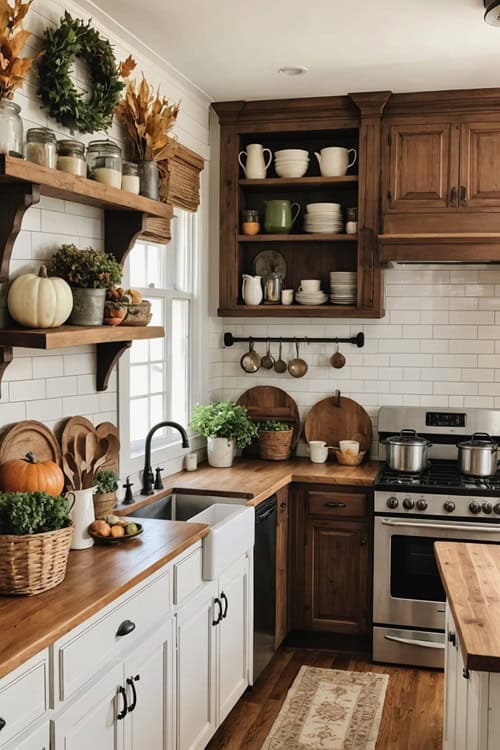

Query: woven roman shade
<box><xmin>165</xmin><ymin>142</ymin><xmax>205</xmax><ymax>212</ymax></box>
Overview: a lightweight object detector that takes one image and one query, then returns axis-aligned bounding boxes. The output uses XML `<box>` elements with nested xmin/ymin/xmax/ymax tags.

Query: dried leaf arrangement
<box><xmin>0</xmin><ymin>0</ymin><xmax>39</xmax><ymax>101</ymax></box>
<box><xmin>115</xmin><ymin>74</ymin><xmax>180</xmax><ymax>200</ymax></box>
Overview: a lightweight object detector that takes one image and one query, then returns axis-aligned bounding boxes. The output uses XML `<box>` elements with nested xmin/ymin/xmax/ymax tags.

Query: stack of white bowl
<box><xmin>295</xmin><ymin>279</ymin><xmax>327</xmax><ymax>306</ymax></box>
<box><xmin>274</xmin><ymin>149</ymin><xmax>309</xmax><ymax>178</ymax></box>
<box><xmin>304</xmin><ymin>203</ymin><xmax>343</xmax><ymax>234</ymax></box>
<box><xmin>330</xmin><ymin>271</ymin><xmax>357</xmax><ymax>305</ymax></box>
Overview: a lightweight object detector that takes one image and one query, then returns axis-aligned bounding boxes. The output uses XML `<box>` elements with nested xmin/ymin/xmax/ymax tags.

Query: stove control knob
<box><xmin>444</xmin><ymin>501</ymin><xmax>455</xmax><ymax>513</ymax></box>
<box><xmin>403</xmin><ymin>497</ymin><xmax>415</xmax><ymax>510</ymax></box>
<box><xmin>386</xmin><ymin>496</ymin><xmax>399</xmax><ymax>509</ymax></box>
<box><xmin>416</xmin><ymin>499</ymin><xmax>427</xmax><ymax>511</ymax></box>
<box><xmin>494</xmin><ymin>503</ymin><xmax>500</xmax><ymax>515</ymax></box>
<box><xmin>482</xmin><ymin>502</ymin><xmax>493</xmax><ymax>514</ymax></box>
<box><xmin>469</xmin><ymin>501</ymin><xmax>482</xmax><ymax>515</ymax></box>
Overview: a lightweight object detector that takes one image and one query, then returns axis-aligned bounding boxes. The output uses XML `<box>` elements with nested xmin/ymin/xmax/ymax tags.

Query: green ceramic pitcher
<box><xmin>264</xmin><ymin>200</ymin><xmax>301</xmax><ymax>234</ymax></box>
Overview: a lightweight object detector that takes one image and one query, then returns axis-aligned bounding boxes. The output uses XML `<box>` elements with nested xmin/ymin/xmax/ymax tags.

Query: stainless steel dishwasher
<box><xmin>253</xmin><ymin>495</ymin><xmax>277</xmax><ymax>680</ymax></box>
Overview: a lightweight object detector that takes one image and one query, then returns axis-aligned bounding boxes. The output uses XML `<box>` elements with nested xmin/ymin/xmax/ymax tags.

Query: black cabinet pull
<box><xmin>463</xmin><ymin>668</ymin><xmax>470</xmax><ymax>680</ymax></box>
<box><xmin>116</xmin><ymin>619</ymin><xmax>136</xmax><ymax>637</ymax></box>
<box><xmin>117</xmin><ymin>686</ymin><xmax>128</xmax><ymax>720</ymax></box>
<box><xmin>448</xmin><ymin>631</ymin><xmax>456</xmax><ymax>646</ymax></box>
<box><xmin>460</xmin><ymin>185</ymin><xmax>467</xmax><ymax>205</ymax></box>
<box><xmin>280</xmin><ymin>502</ymin><xmax>287</xmax><ymax>510</ymax></box>
<box><xmin>221</xmin><ymin>591</ymin><xmax>228</xmax><ymax>619</ymax></box>
<box><xmin>450</xmin><ymin>186</ymin><xmax>457</xmax><ymax>206</ymax></box>
<box><xmin>325</xmin><ymin>501</ymin><xmax>346</xmax><ymax>509</ymax></box>
<box><xmin>126</xmin><ymin>674</ymin><xmax>140</xmax><ymax>712</ymax></box>
<box><xmin>0</xmin><ymin>718</ymin><xmax>5</xmax><ymax>731</ymax></box>
<box><xmin>212</xmin><ymin>597</ymin><xmax>223</xmax><ymax>626</ymax></box>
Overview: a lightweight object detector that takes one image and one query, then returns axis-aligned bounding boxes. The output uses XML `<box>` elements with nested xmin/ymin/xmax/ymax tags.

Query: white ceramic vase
<box><xmin>66</xmin><ymin>487</ymin><xmax>96</xmax><ymax>550</ymax></box>
<box><xmin>238</xmin><ymin>143</ymin><xmax>272</xmax><ymax>179</ymax></box>
<box><xmin>242</xmin><ymin>274</ymin><xmax>263</xmax><ymax>305</ymax></box>
<box><xmin>207</xmin><ymin>437</ymin><xmax>236</xmax><ymax>468</ymax></box>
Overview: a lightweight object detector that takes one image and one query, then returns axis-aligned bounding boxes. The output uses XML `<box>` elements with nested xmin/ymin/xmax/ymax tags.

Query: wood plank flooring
<box><xmin>207</xmin><ymin>647</ymin><xmax>443</xmax><ymax>749</ymax></box>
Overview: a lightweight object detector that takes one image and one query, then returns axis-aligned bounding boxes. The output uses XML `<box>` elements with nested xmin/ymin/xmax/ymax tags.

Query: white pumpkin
<box><xmin>8</xmin><ymin>265</ymin><xmax>73</xmax><ymax>328</ymax></box>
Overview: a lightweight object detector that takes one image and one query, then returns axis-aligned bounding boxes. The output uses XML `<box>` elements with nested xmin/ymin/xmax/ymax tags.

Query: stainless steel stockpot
<box><xmin>457</xmin><ymin>433</ymin><xmax>499</xmax><ymax>477</ymax></box>
<box><xmin>383</xmin><ymin>429</ymin><xmax>432</xmax><ymax>473</ymax></box>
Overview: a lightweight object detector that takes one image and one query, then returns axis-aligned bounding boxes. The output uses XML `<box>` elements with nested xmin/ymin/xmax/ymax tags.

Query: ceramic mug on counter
<box><xmin>339</xmin><ymin>440</ymin><xmax>360</xmax><ymax>455</ymax></box>
<box><xmin>309</xmin><ymin>440</ymin><xmax>329</xmax><ymax>463</ymax></box>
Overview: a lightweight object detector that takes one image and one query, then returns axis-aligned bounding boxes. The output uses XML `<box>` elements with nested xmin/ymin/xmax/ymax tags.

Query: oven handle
<box><xmin>380</xmin><ymin>519</ymin><xmax>500</xmax><ymax>533</ymax></box>
<box><xmin>385</xmin><ymin>634</ymin><xmax>445</xmax><ymax>650</ymax></box>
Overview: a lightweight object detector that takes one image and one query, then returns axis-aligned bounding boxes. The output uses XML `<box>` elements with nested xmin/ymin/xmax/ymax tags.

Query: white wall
<box><xmin>4</xmin><ymin>0</ymin><xmax>212</xmax><ymax>473</ymax></box>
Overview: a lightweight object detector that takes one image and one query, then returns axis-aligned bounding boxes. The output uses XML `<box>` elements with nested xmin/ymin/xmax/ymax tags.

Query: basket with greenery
<box><xmin>256</xmin><ymin>420</ymin><xmax>294</xmax><ymax>462</ymax></box>
<box><xmin>93</xmin><ymin>470</ymin><xmax>118</xmax><ymax>518</ymax></box>
<box><xmin>0</xmin><ymin>491</ymin><xmax>73</xmax><ymax>595</ymax></box>
<box><xmin>48</xmin><ymin>244</ymin><xmax>122</xmax><ymax>290</ymax></box>
<box><xmin>191</xmin><ymin>402</ymin><xmax>257</xmax><ymax>448</ymax></box>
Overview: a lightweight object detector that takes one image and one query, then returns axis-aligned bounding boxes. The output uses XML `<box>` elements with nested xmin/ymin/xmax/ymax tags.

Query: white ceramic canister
<box><xmin>242</xmin><ymin>274</ymin><xmax>263</xmax><ymax>305</ymax></box>
<box><xmin>238</xmin><ymin>143</ymin><xmax>272</xmax><ymax>179</ymax></box>
<box><xmin>66</xmin><ymin>487</ymin><xmax>96</xmax><ymax>550</ymax></box>
<box><xmin>207</xmin><ymin>437</ymin><xmax>236</xmax><ymax>468</ymax></box>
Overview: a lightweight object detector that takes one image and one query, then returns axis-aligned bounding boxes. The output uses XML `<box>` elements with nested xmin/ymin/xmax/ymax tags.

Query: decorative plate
<box><xmin>253</xmin><ymin>250</ymin><xmax>288</xmax><ymax>281</ymax></box>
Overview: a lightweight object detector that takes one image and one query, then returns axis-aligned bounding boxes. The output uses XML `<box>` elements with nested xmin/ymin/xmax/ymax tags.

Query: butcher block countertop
<box><xmin>435</xmin><ymin>542</ymin><xmax>500</xmax><ymax>673</ymax></box>
<box><xmin>116</xmin><ymin>458</ymin><xmax>382</xmax><ymax>514</ymax></box>
<box><xmin>0</xmin><ymin>518</ymin><xmax>208</xmax><ymax>680</ymax></box>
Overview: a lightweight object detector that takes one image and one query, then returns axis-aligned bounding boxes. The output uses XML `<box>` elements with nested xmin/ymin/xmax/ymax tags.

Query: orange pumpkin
<box><xmin>0</xmin><ymin>452</ymin><xmax>65</xmax><ymax>495</ymax></box>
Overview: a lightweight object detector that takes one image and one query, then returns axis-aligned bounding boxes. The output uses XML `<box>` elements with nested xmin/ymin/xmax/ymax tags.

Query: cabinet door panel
<box><xmin>304</xmin><ymin>519</ymin><xmax>369</xmax><ymax>634</ymax></box>
<box><xmin>275</xmin><ymin>488</ymin><xmax>289</xmax><ymax>649</ymax></box>
<box><xmin>460</xmin><ymin>122</ymin><xmax>500</xmax><ymax>207</ymax></box>
<box><xmin>387</xmin><ymin>122</ymin><xmax>458</xmax><ymax>209</ymax></box>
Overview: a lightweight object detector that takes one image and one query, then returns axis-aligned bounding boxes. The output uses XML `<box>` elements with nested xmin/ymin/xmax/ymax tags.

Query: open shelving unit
<box><xmin>0</xmin><ymin>155</ymin><xmax>171</xmax><ymax>397</ymax></box>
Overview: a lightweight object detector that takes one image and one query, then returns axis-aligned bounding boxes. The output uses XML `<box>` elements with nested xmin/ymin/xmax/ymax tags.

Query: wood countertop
<box><xmin>0</xmin><ymin>518</ymin><xmax>208</xmax><ymax>680</ymax></box>
<box><xmin>435</xmin><ymin>542</ymin><xmax>500</xmax><ymax>673</ymax></box>
<box><xmin>116</xmin><ymin>458</ymin><xmax>382</xmax><ymax>514</ymax></box>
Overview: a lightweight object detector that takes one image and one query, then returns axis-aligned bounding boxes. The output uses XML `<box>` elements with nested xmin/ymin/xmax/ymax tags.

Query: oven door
<box><xmin>374</xmin><ymin>516</ymin><xmax>500</xmax><ymax>631</ymax></box>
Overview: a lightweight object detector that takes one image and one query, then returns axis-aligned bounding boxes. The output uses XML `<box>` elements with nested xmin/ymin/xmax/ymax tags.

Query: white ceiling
<box><xmin>94</xmin><ymin>0</ymin><xmax>500</xmax><ymax>101</ymax></box>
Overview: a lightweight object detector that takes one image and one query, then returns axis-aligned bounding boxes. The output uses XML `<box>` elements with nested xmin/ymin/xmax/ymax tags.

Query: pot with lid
<box><xmin>383</xmin><ymin>429</ymin><xmax>432</xmax><ymax>473</ymax></box>
<box><xmin>457</xmin><ymin>432</ymin><xmax>499</xmax><ymax>477</ymax></box>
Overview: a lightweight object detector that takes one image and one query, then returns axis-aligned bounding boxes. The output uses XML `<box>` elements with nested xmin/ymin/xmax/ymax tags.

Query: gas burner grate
<box><xmin>376</xmin><ymin>460</ymin><xmax>500</xmax><ymax>493</ymax></box>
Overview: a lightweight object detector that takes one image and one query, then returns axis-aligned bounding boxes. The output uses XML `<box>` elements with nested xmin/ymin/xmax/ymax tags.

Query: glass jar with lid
<box><xmin>26</xmin><ymin>127</ymin><xmax>57</xmax><ymax>168</ymax></box>
<box><xmin>57</xmin><ymin>139</ymin><xmax>86</xmax><ymax>177</ymax></box>
<box><xmin>242</xmin><ymin>208</ymin><xmax>260</xmax><ymax>236</ymax></box>
<box><xmin>0</xmin><ymin>101</ymin><xmax>23</xmax><ymax>157</ymax></box>
<box><xmin>87</xmin><ymin>139</ymin><xmax>122</xmax><ymax>189</ymax></box>
<box><xmin>346</xmin><ymin>206</ymin><xmax>358</xmax><ymax>235</ymax></box>
<box><xmin>121</xmin><ymin>161</ymin><xmax>140</xmax><ymax>194</ymax></box>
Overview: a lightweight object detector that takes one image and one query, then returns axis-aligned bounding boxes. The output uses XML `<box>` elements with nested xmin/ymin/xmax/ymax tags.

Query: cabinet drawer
<box><xmin>173</xmin><ymin>546</ymin><xmax>203</xmax><ymax>605</ymax></box>
<box><xmin>306</xmin><ymin>490</ymin><xmax>367</xmax><ymax>518</ymax></box>
<box><xmin>0</xmin><ymin>651</ymin><xmax>49</xmax><ymax>746</ymax></box>
<box><xmin>55</xmin><ymin>570</ymin><xmax>170</xmax><ymax>703</ymax></box>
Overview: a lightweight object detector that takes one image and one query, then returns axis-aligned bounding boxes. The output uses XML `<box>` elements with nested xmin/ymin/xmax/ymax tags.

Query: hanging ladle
<box><xmin>240</xmin><ymin>339</ymin><xmax>261</xmax><ymax>373</ymax></box>
<box><xmin>330</xmin><ymin>343</ymin><xmax>346</xmax><ymax>369</ymax></box>
<box><xmin>274</xmin><ymin>341</ymin><xmax>287</xmax><ymax>374</ymax></box>
<box><xmin>261</xmin><ymin>339</ymin><xmax>275</xmax><ymax>370</ymax></box>
<box><xmin>288</xmin><ymin>340</ymin><xmax>308</xmax><ymax>378</ymax></box>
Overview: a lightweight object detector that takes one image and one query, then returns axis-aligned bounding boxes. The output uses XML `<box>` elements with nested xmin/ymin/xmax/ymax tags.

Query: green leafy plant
<box><xmin>0</xmin><ymin>491</ymin><xmax>70</xmax><ymax>535</ymax></box>
<box><xmin>256</xmin><ymin>420</ymin><xmax>292</xmax><ymax>432</ymax></box>
<box><xmin>191</xmin><ymin>401</ymin><xmax>257</xmax><ymax>449</ymax></box>
<box><xmin>95</xmin><ymin>469</ymin><xmax>118</xmax><ymax>494</ymax></box>
<box><xmin>48</xmin><ymin>244</ymin><xmax>122</xmax><ymax>289</ymax></box>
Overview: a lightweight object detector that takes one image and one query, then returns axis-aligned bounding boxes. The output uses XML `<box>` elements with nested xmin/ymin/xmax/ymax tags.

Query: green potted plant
<box><xmin>0</xmin><ymin>491</ymin><xmax>73</xmax><ymax>595</ymax></box>
<box><xmin>48</xmin><ymin>244</ymin><xmax>122</xmax><ymax>325</ymax></box>
<box><xmin>256</xmin><ymin>420</ymin><xmax>294</xmax><ymax>461</ymax></box>
<box><xmin>191</xmin><ymin>401</ymin><xmax>257</xmax><ymax>468</ymax></box>
<box><xmin>93</xmin><ymin>470</ymin><xmax>119</xmax><ymax>518</ymax></box>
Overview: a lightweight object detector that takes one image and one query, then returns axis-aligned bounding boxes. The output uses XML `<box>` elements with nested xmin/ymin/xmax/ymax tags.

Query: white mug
<box><xmin>339</xmin><ymin>440</ymin><xmax>360</xmax><ymax>455</ymax></box>
<box><xmin>315</xmin><ymin>147</ymin><xmax>357</xmax><ymax>177</ymax></box>
<box><xmin>281</xmin><ymin>289</ymin><xmax>294</xmax><ymax>305</ymax></box>
<box><xmin>238</xmin><ymin>143</ymin><xmax>272</xmax><ymax>179</ymax></box>
<box><xmin>185</xmin><ymin>453</ymin><xmax>198</xmax><ymax>471</ymax></box>
<box><xmin>309</xmin><ymin>440</ymin><xmax>329</xmax><ymax>463</ymax></box>
<box><xmin>300</xmin><ymin>279</ymin><xmax>321</xmax><ymax>292</ymax></box>
<box><xmin>66</xmin><ymin>487</ymin><xmax>96</xmax><ymax>550</ymax></box>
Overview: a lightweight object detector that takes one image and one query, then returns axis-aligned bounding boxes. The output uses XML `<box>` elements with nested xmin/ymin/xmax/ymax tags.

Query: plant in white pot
<box><xmin>190</xmin><ymin>402</ymin><xmax>257</xmax><ymax>468</ymax></box>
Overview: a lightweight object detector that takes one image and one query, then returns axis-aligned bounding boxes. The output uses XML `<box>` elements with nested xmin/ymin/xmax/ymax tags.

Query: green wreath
<box><xmin>37</xmin><ymin>12</ymin><xmax>125</xmax><ymax>134</ymax></box>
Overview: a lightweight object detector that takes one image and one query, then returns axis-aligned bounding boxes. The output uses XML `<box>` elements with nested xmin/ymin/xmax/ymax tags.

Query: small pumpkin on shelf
<box><xmin>7</xmin><ymin>265</ymin><xmax>73</xmax><ymax>328</ymax></box>
<box><xmin>0</xmin><ymin>452</ymin><xmax>65</xmax><ymax>496</ymax></box>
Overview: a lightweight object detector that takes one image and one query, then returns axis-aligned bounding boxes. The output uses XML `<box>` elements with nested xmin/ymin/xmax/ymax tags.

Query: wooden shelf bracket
<box><xmin>0</xmin><ymin>346</ymin><xmax>13</xmax><ymax>398</ymax></box>
<box><xmin>0</xmin><ymin>182</ymin><xmax>40</xmax><ymax>282</ymax></box>
<box><xmin>96</xmin><ymin>340</ymin><xmax>132</xmax><ymax>392</ymax></box>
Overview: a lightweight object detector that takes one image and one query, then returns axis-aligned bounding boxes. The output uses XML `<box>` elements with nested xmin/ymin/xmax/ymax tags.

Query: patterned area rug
<box><xmin>261</xmin><ymin>666</ymin><xmax>389</xmax><ymax>750</ymax></box>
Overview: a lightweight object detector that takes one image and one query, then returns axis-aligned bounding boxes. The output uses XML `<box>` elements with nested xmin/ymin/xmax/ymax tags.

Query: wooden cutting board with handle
<box><xmin>304</xmin><ymin>392</ymin><xmax>373</xmax><ymax>455</ymax></box>
<box><xmin>236</xmin><ymin>386</ymin><xmax>301</xmax><ymax>457</ymax></box>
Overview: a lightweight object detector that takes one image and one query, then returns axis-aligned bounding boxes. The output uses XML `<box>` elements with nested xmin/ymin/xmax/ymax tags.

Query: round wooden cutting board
<box><xmin>304</xmin><ymin>394</ymin><xmax>373</xmax><ymax>454</ymax></box>
<box><xmin>0</xmin><ymin>420</ymin><xmax>61</xmax><ymax>465</ymax></box>
<box><xmin>236</xmin><ymin>386</ymin><xmax>301</xmax><ymax>457</ymax></box>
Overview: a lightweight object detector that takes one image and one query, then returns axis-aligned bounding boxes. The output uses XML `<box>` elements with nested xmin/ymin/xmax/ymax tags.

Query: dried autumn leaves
<box><xmin>0</xmin><ymin>0</ymin><xmax>38</xmax><ymax>101</ymax></box>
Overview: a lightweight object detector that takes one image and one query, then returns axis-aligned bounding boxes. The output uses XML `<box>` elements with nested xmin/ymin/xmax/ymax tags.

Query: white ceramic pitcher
<box><xmin>314</xmin><ymin>146</ymin><xmax>357</xmax><ymax>177</ymax></box>
<box><xmin>242</xmin><ymin>274</ymin><xmax>263</xmax><ymax>305</ymax></box>
<box><xmin>66</xmin><ymin>487</ymin><xmax>96</xmax><ymax>550</ymax></box>
<box><xmin>238</xmin><ymin>144</ymin><xmax>272</xmax><ymax>179</ymax></box>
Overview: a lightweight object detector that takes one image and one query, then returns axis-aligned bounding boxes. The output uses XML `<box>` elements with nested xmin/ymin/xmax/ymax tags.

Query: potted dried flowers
<box><xmin>48</xmin><ymin>244</ymin><xmax>122</xmax><ymax>326</ymax></box>
<box><xmin>115</xmin><ymin>75</ymin><xmax>180</xmax><ymax>200</ymax></box>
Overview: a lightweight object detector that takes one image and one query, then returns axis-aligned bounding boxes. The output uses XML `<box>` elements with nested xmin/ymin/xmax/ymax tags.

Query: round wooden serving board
<box><xmin>0</xmin><ymin>420</ymin><xmax>61</xmax><ymax>465</ymax></box>
<box><xmin>236</xmin><ymin>386</ymin><xmax>301</xmax><ymax>457</ymax></box>
<box><xmin>304</xmin><ymin>395</ymin><xmax>373</xmax><ymax>455</ymax></box>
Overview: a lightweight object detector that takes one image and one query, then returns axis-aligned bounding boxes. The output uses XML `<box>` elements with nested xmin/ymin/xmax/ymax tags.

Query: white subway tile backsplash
<box><xmin>27</xmin><ymin>398</ymin><xmax>63</xmax><ymax>421</ymax></box>
<box><xmin>10</xmin><ymin>378</ymin><xmax>46</xmax><ymax>402</ymax></box>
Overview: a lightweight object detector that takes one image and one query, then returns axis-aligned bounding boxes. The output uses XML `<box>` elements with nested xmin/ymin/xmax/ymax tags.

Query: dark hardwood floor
<box><xmin>207</xmin><ymin>647</ymin><xmax>443</xmax><ymax>749</ymax></box>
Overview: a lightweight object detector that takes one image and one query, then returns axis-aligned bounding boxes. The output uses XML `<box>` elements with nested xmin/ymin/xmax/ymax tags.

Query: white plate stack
<box><xmin>304</xmin><ymin>203</ymin><xmax>343</xmax><ymax>234</ymax></box>
<box><xmin>295</xmin><ymin>290</ymin><xmax>328</xmax><ymax>305</ymax></box>
<box><xmin>330</xmin><ymin>271</ymin><xmax>357</xmax><ymax>305</ymax></box>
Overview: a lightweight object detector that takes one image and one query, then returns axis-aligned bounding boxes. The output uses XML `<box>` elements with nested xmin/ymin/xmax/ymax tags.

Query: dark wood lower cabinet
<box><xmin>275</xmin><ymin>486</ymin><xmax>289</xmax><ymax>648</ymax></box>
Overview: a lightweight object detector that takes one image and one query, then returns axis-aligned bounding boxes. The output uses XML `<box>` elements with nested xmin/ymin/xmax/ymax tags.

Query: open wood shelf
<box><xmin>219</xmin><ymin>305</ymin><xmax>381</xmax><ymax>319</ymax></box>
<box><xmin>239</xmin><ymin>176</ymin><xmax>359</xmax><ymax>189</ymax></box>
<box><xmin>238</xmin><ymin>234</ymin><xmax>358</xmax><ymax>242</ymax></box>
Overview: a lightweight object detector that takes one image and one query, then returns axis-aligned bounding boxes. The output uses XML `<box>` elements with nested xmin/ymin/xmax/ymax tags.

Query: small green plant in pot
<box><xmin>256</xmin><ymin>420</ymin><xmax>294</xmax><ymax>461</ymax></box>
<box><xmin>93</xmin><ymin>470</ymin><xmax>119</xmax><ymax>519</ymax></box>
<box><xmin>191</xmin><ymin>401</ymin><xmax>257</xmax><ymax>468</ymax></box>
<box><xmin>48</xmin><ymin>244</ymin><xmax>122</xmax><ymax>326</ymax></box>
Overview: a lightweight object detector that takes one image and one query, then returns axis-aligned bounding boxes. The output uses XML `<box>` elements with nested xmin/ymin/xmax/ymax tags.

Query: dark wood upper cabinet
<box><xmin>460</xmin><ymin>120</ymin><xmax>500</xmax><ymax>208</ymax></box>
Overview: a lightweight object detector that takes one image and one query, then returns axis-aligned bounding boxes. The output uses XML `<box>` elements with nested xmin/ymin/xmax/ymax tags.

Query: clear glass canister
<box><xmin>87</xmin><ymin>139</ymin><xmax>122</xmax><ymax>189</ymax></box>
<box><xmin>0</xmin><ymin>101</ymin><xmax>23</xmax><ymax>157</ymax></box>
<box><xmin>26</xmin><ymin>127</ymin><xmax>57</xmax><ymax>168</ymax></box>
<box><xmin>121</xmin><ymin>161</ymin><xmax>140</xmax><ymax>194</ymax></box>
<box><xmin>57</xmin><ymin>139</ymin><xmax>86</xmax><ymax>177</ymax></box>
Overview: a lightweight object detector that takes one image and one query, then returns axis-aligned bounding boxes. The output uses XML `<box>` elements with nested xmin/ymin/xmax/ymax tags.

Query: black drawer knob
<box><xmin>0</xmin><ymin>718</ymin><xmax>5</xmax><ymax>731</ymax></box>
<box><xmin>116</xmin><ymin>619</ymin><xmax>136</xmax><ymax>637</ymax></box>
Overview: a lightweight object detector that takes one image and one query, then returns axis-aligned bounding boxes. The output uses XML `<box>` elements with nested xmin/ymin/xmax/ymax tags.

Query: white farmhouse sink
<box><xmin>187</xmin><ymin>503</ymin><xmax>255</xmax><ymax>580</ymax></box>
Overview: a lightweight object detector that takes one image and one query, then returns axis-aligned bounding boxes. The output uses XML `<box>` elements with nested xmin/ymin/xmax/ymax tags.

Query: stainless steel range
<box><xmin>373</xmin><ymin>406</ymin><xmax>500</xmax><ymax>669</ymax></box>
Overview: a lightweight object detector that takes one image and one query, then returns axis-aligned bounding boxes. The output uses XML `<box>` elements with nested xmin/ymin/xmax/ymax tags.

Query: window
<box><xmin>121</xmin><ymin>209</ymin><xmax>198</xmax><ymax>463</ymax></box>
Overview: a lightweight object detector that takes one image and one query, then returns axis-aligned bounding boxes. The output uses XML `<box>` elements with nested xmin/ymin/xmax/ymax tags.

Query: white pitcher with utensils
<box><xmin>315</xmin><ymin>146</ymin><xmax>357</xmax><ymax>177</ymax></box>
<box><xmin>66</xmin><ymin>487</ymin><xmax>96</xmax><ymax>550</ymax></box>
<box><xmin>238</xmin><ymin>144</ymin><xmax>272</xmax><ymax>178</ymax></box>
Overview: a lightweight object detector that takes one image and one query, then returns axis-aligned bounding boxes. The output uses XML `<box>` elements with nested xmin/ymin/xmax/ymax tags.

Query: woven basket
<box><xmin>258</xmin><ymin>430</ymin><xmax>294</xmax><ymax>461</ymax></box>
<box><xmin>0</xmin><ymin>523</ymin><xmax>73</xmax><ymax>596</ymax></box>
<box><xmin>93</xmin><ymin>491</ymin><xmax>117</xmax><ymax>519</ymax></box>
